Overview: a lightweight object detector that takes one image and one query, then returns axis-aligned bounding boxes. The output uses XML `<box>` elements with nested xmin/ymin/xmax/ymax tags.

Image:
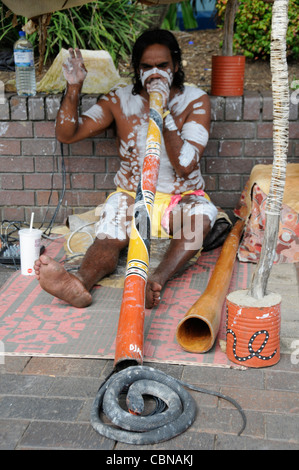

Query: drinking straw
<box><xmin>29</xmin><ymin>212</ymin><xmax>34</xmax><ymax>231</ymax></box>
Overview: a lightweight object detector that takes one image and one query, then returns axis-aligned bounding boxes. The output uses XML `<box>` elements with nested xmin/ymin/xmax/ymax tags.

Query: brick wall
<box><xmin>0</xmin><ymin>90</ymin><xmax>298</xmax><ymax>225</ymax></box>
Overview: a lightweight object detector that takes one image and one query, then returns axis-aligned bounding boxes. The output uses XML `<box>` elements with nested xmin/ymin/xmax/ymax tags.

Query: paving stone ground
<box><xmin>0</xmin><ymin>264</ymin><xmax>298</xmax><ymax>452</ymax></box>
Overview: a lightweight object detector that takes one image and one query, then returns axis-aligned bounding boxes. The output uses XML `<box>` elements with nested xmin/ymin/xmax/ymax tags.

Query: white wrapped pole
<box><xmin>250</xmin><ymin>0</ymin><xmax>290</xmax><ymax>299</ymax></box>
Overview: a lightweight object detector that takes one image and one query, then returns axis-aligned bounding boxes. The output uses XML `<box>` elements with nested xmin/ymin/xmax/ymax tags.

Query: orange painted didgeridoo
<box><xmin>114</xmin><ymin>92</ymin><xmax>163</xmax><ymax>370</ymax></box>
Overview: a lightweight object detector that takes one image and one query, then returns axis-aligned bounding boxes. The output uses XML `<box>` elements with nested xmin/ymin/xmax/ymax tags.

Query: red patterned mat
<box><xmin>0</xmin><ymin>239</ymin><xmax>255</xmax><ymax>366</ymax></box>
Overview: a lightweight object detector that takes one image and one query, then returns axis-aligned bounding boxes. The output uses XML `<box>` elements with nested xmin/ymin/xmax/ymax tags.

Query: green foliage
<box><xmin>215</xmin><ymin>0</ymin><xmax>299</xmax><ymax>60</ymax></box>
<box><xmin>162</xmin><ymin>1</ymin><xmax>198</xmax><ymax>30</ymax></box>
<box><xmin>0</xmin><ymin>1</ymin><xmax>152</xmax><ymax>65</ymax></box>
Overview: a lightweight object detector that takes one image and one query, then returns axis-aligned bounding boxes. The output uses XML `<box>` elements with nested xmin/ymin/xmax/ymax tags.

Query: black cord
<box><xmin>41</xmin><ymin>142</ymin><xmax>66</xmax><ymax>236</ymax></box>
<box><xmin>0</xmin><ymin>141</ymin><xmax>66</xmax><ymax>270</ymax></box>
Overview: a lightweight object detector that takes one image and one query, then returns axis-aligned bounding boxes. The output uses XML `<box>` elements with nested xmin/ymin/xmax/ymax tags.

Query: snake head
<box><xmin>126</xmin><ymin>392</ymin><xmax>144</xmax><ymax>415</ymax></box>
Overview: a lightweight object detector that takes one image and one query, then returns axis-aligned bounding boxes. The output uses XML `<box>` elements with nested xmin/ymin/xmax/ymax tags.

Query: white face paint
<box><xmin>140</xmin><ymin>67</ymin><xmax>173</xmax><ymax>87</ymax></box>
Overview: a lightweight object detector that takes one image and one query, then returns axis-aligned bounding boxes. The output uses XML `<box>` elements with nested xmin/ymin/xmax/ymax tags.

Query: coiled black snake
<box><xmin>90</xmin><ymin>365</ymin><xmax>246</xmax><ymax>445</ymax></box>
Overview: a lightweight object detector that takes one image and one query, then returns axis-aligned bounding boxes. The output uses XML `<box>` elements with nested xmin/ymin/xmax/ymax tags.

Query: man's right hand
<box><xmin>146</xmin><ymin>79</ymin><xmax>170</xmax><ymax>112</ymax></box>
<box><xmin>62</xmin><ymin>48</ymin><xmax>87</xmax><ymax>85</ymax></box>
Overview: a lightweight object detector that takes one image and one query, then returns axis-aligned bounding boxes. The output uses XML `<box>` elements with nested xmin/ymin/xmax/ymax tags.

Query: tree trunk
<box><xmin>145</xmin><ymin>4</ymin><xmax>170</xmax><ymax>29</ymax></box>
<box><xmin>222</xmin><ymin>0</ymin><xmax>239</xmax><ymax>56</ymax></box>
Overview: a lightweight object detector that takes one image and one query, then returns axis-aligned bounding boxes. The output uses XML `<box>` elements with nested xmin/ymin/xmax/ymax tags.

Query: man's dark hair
<box><xmin>131</xmin><ymin>29</ymin><xmax>185</xmax><ymax>95</ymax></box>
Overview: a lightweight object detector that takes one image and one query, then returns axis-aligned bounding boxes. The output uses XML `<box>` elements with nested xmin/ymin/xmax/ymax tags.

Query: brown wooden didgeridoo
<box><xmin>176</xmin><ymin>218</ymin><xmax>245</xmax><ymax>353</ymax></box>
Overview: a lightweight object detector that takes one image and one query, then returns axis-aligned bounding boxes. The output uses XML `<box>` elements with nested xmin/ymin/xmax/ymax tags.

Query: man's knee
<box><xmin>171</xmin><ymin>195</ymin><xmax>218</xmax><ymax>249</ymax></box>
<box><xmin>95</xmin><ymin>192</ymin><xmax>133</xmax><ymax>241</ymax></box>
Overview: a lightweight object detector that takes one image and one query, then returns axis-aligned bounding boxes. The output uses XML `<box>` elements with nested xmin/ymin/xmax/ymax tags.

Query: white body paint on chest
<box><xmin>113</xmin><ymin>85</ymin><xmax>208</xmax><ymax>194</ymax></box>
<box><xmin>116</xmin><ymin>85</ymin><xmax>145</xmax><ymax>117</ymax></box>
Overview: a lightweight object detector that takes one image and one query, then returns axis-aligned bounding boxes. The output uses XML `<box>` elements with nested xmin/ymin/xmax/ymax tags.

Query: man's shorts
<box><xmin>95</xmin><ymin>187</ymin><xmax>218</xmax><ymax>239</ymax></box>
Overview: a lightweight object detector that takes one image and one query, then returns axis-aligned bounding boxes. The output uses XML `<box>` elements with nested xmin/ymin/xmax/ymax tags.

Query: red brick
<box><xmin>64</xmin><ymin>190</ymin><xmax>107</xmax><ymax>207</ymax></box>
<box><xmin>69</xmin><ymin>140</ymin><xmax>93</xmax><ymax>155</ymax></box>
<box><xmin>24</xmin><ymin>174</ymin><xmax>53</xmax><ymax>189</ymax></box>
<box><xmin>225</xmin><ymin>96</ymin><xmax>242</xmax><ymax>121</ymax></box>
<box><xmin>243</xmin><ymin>91</ymin><xmax>261</xmax><ymax>120</ymax></box>
<box><xmin>261</xmin><ymin>91</ymin><xmax>273</xmax><ymax>120</ymax></box>
<box><xmin>203</xmin><ymin>140</ymin><xmax>218</xmax><ymax>157</ymax></box>
<box><xmin>202</xmin><ymin>174</ymin><xmax>217</xmax><ymax>191</ymax></box>
<box><xmin>28</xmin><ymin>96</ymin><xmax>45</xmax><ymax>120</ymax></box>
<box><xmin>210</xmin><ymin>122</ymin><xmax>255</xmax><ymax>139</ymax></box>
<box><xmin>219</xmin><ymin>140</ymin><xmax>242</xmax><ymax>157</ymax></box>
<box><xmin>10</xmin><ymin>96</ymin><xmax>27</xmax><ymax>120</ymax></box>
<box><xmin>35</xmin><ymin>156</ymin><xmax>58</xmax><ymax>172</ymax></box>
<box><xmin>0</xmin><ymin>156</ymin><xmax>34</xmax><ymax>172</ymax></box>
<box><xmin>219</xmin><ymin>174</ymin><xmax>241</xmax><ymax>191</ymax></box>
<box><xmin>206</xmin><ymin>157</ymin><xmax>253</xmax><ymax>174</ymax></box>
<box><xmin>34</xmin><ymin>122</ymin><xmax>56</xmax><ymax>138</ymax></box>
<box><xmin>95</xmin><ymin>173</ymin><xmax>116</xmax><ymax>189</ymax></box>
<box><xmin>2</xmin><ymin>206</ymin><xmax>25</xmax><ymax>221</ymax></box>
<box><xmin>0</xmin><ymin>121</ymin><xmax>32</xmax><ymax>138</ymax></box>
<box><xmin>0</xmin><ymin>190</ymin><xmax>34</xmax><ymax>205</ymax></box>
<box><xmin>1</xmin><ymin>174</ymin><xmax>23</xmax><ymax>189</ymax></box>
<box><xmin>53</xmin><ymin>173</ymin><xmax>71</xmax><ymax>189</ymax></box>
<box><xmin>294</xmin><ymin>142</ymin><xmax>299</xmax><ymax>157</ymax></box>
<box><xmin>36</xmin><ymin>191</ymin><xmax>59</xmax><ymax>206</ymax></box>
<box><xmin>71</xmin><ymin>174</ymin><xmax>94</xmax><ymax>189</ymax></box>
<box><xmin>209</xmin><ymin>191</ymin><xmax>241</xmax><ymax>208</ymax></box>
<box><xmin>254</xmin><ymin>157</ymin><xmax>275</xmax><ymax>166</ymax></box>
<box><xmin>107</xmin><ymin>157</ymin><xmax>120</xmax><ymax>172</ymax></box>
<box><xmin>257</xmin><ymin>122</ymin><xmax>273</xmax><ymax>139</ymax></box>
<box><xmin>244</xmin><ymin>140</ymin><xmax>273</xmax><ymax>157</ymax></box>
<box><xmin>64</xmin><ymin>157</ymin><xmax>105</xmax><ymax>173</ymax></box>
<box><xmin>25</xmin><ymin>206</ymin><xmax>70</xmax><ymax>224</ymax></box>
<box><xmin>22</xmin><ymin>139</ymin><xmax>57</xmax><ymax>156</ymax></box>
<box><xmin>210</xmin><ymin>96</ymin><xmax>225</xmax><ymax>120</ymax></box>
<box><xmin>0</xmin><ymin>140</ymin><xmax>21</xmax><ymax>155</ymax></box>
<box><xmin>289</xmin><ymin>122</ymin><xmax>299</xmax><ymax>139</ymax></box>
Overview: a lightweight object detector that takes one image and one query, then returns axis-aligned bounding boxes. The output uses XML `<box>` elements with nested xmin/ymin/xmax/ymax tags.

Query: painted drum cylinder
<box><xmin>226</xmin><ymin>289</ymin><xmax>281</xmax><ymax>368</ymax></box>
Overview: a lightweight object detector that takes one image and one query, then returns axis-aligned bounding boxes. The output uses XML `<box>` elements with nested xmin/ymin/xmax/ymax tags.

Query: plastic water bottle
<box><xmin>13</xmin><ymin>31</ymin><xmax>36</xmax><ymax>96</ymax></box>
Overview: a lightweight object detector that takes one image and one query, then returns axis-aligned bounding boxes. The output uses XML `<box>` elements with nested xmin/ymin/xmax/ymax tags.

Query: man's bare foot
<box><xmin>146</xmin><ymin>279</ymin><xmax>163</xmax><ymax>309</ymax></box>
<box><xmin>34</xmin><ymin>255</ymin><xmax>92</xmax><ymax>308</ymax></box>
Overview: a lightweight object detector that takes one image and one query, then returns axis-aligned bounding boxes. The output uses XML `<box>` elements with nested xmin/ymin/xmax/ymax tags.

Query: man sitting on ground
<box><xmin>34</xmin><ymin>29</ymin><xmax>218</xmax><ymax>309</ymax></box>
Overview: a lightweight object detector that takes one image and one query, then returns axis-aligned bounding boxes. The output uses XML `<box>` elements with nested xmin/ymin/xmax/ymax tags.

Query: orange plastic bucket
<box><xmin>226</xmin><ymin>289</ymin><xmax>281</xmax><ymax>368</ymax></box>
<box><xmin>211</xmin><ymin>55</ymin><xmax>245</xmax><ymax>96</ymax></box>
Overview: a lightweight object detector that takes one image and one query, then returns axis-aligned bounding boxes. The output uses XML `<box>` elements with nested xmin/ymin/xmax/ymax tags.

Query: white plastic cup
<box><xmin>19</xmin><ymin>228</ymin><xmax>42</xmax><ymax>275</ymax></box>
